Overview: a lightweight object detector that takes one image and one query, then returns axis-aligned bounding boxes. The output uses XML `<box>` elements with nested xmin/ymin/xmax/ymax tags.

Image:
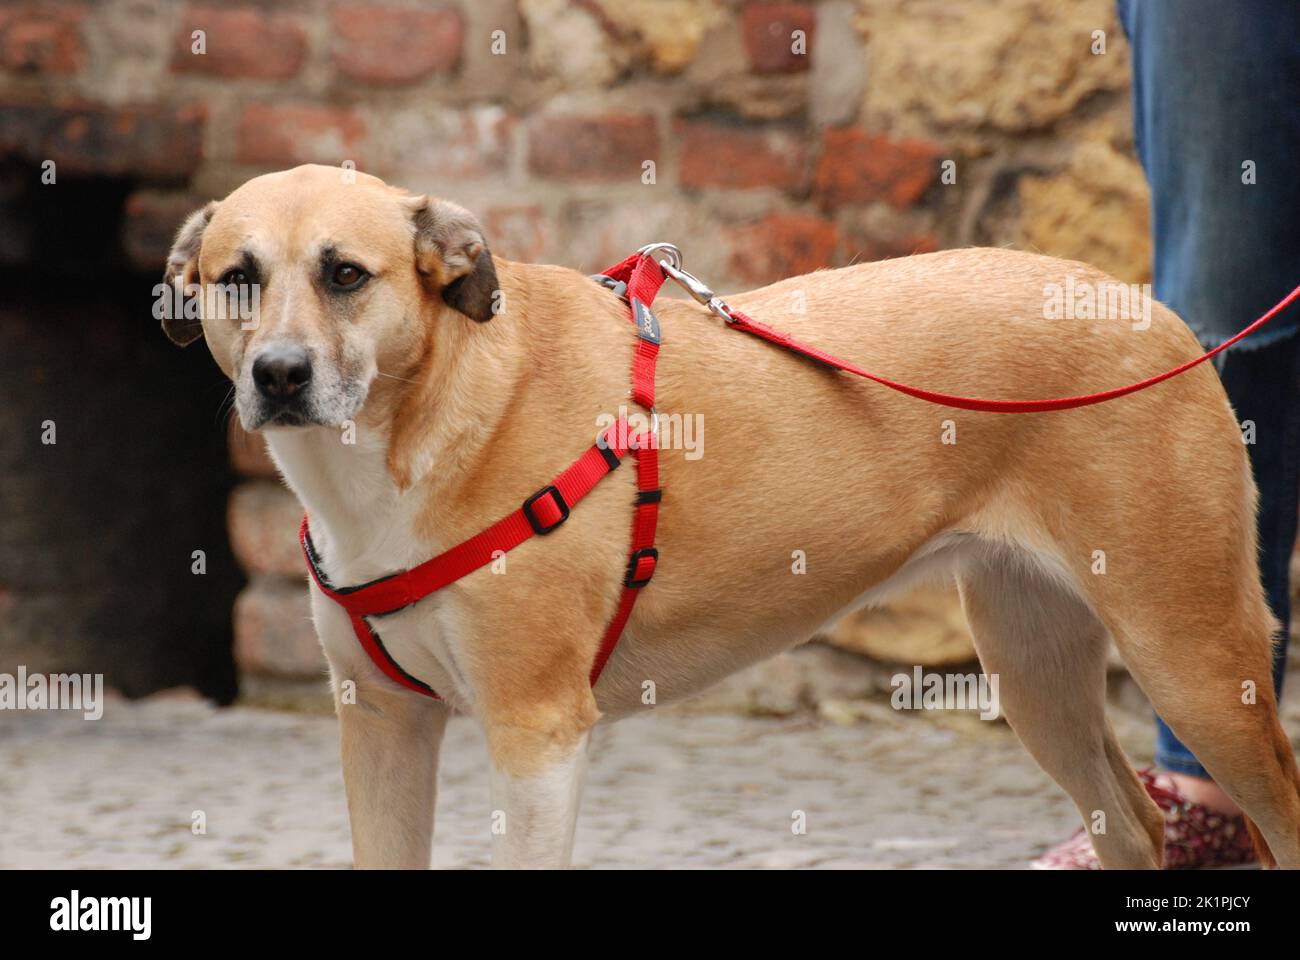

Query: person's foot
<box><xmin>1164</xmin><ymin>772</ymin><xmax>1242</xmax><ymax>815</ymax></box>
<box><xmin>1030</xmin><ymin>769</ymin><xmax>1258</xmax><ymax>869</ymax></box>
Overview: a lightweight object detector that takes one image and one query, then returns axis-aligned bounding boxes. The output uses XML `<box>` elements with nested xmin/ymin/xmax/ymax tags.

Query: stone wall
<box><xmin>0</xmin><ymin>0</ymin><xmax>1153</xmax><ymax>686</ymax></box>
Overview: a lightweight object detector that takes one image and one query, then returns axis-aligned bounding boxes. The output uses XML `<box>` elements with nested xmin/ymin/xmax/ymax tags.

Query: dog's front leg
<box><xmin>488</xmin><ymin>725</ymin><xmax>591</xmax><ymax>869</ymax></box>
<box><xmin>337</xmin><ymin>679</ymin><xmax>449</xmax><ymax>869</ymax></box>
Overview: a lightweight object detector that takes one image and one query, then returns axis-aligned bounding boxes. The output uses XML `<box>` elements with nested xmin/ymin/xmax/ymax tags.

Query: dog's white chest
<box><xmin>265</xmin><ymin>425</ymin><xmax>475</xmax><ymax>707</ymax></box>
<box><xmin>309</xmin><ymin>588</ymin><xmax>470</xmax><ymax>703</ymax></box>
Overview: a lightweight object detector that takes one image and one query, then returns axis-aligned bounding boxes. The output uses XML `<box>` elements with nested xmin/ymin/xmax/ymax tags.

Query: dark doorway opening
<box><xmin>0</xmin><ymin>163</ymin><xmax>240</xmax><ymax>703</ymax></box>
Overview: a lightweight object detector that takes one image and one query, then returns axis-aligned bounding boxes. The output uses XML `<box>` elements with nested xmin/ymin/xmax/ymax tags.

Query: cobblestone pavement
<box><xmin>4</xmin><ymin>647</ymin><xmax>1297</xmax><ymax>869</ymax></box>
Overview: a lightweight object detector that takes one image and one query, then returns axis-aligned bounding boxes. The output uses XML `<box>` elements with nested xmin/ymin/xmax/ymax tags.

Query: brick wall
<box><xmin>0</xmin><ymin>0</ymin><xmax>1150</xmax><ymax>686</ymax></box>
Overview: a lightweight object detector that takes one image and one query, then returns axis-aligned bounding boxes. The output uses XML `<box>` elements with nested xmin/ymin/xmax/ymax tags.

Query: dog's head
<box><xmin>163</xmin><ymin>164</ymin><xmax>498</xmax><ymax>431</ymax></box>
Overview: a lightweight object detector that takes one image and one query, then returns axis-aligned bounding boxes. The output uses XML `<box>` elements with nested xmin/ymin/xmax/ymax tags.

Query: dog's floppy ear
<box><xmin>406</xmin><ymin>196</ymin><xmax>499</xmax><ymax>323</ymax></box>
<box><xmin>162</xmin><ymin>200</ymin><xmax>219</xmax><ymax>347</ymax></box>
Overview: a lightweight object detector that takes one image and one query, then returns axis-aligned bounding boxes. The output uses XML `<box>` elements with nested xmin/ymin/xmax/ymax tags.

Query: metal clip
<box><xmin>659</xmin><ymin>260</ymin><xmax>737</xmax><ymax>324</ymax></box>
<box><xmin>636</xmin><ymin>242</ymin><xmax>737</xmax><ymax>323</ymax></box>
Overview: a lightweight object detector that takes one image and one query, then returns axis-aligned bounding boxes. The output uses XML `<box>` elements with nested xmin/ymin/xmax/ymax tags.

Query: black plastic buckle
<box><xmin>522</xmin><ymin>485</ymin><xmax>570</xmax><ymax>535</ymax></box>
<box><xmin>590</xmin><ymin>274</ymin><xmax>628</xmax><ymax>300</ymax></box>
<box><xmin>623</xmin><ymin>547</ymin><xmax>658</xmax><ymax>588</ymax></box>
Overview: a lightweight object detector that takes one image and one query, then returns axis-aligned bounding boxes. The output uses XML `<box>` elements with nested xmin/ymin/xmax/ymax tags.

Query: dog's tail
<box><xmin>1242</xmin><ymin>728</ymin><xmax>1300</xmax><ymax>869</ymax></box>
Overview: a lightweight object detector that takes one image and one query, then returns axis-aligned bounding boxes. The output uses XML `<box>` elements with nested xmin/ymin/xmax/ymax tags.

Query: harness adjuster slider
<box><xmin>598</xmin><ymin>441</ymin><xmax>622</xmax><ymax>472</ymax></box>
<box><xmin>624</xmin><ymin>547</ymin><xmax>658</xmax><ymax>589</ymax></box>
<box><xmin>523</xmin><ymin>484</ymin><xmax>570</xmax><ymax>535</ymax></box>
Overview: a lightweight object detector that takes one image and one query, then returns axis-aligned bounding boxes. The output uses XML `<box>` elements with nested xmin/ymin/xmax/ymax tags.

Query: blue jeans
<box><xmin>1119</xmin><ymin>0</ymin><xmax>1300</xmax><ymax>778</ymax></box>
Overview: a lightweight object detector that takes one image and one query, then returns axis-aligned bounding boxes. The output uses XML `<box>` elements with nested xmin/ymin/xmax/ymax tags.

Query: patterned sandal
<box><xmin>1030</xmin><ymin>769</ymin><xmax>1258</xmax><ymax>869</ymax></box>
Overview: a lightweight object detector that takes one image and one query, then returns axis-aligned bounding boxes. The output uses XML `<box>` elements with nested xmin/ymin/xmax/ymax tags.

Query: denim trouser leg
<box><xmin>1119</xmin><ymin>0</ymin><xmax>1300</xmax><ymax>778</ymax></box>
<box><xmin>1118</xmin><ymin>0</ymin><xmax>1300</xmax><ymax>349</ymax></box>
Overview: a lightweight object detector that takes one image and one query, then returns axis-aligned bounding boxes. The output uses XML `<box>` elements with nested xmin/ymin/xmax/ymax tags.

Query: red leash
<box><xmin>660</xmin><ymin>255</ymin><xmax>1300</xmax><ymax>413</ymax></box>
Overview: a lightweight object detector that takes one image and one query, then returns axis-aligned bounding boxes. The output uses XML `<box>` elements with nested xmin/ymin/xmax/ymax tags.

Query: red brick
<box><xmin>483</xmin><ymin>205</ymin><xmax>547</xmax><ymax>263</ymax></box>
<box><xmin>228</xmin><ymin>480</ymin><xmax>303</xmax><ymax>577</ymax></box>
<box><xmin>727</xmin><ymin>213</ymin><xmax>839</xmax><ymax>285</ymax></box>
<box><xmin>528</xmin><ymin>114</ymin><xmax>658</xmax><ymax>182</ymax></box>
<box><xmin>228</xmin><ymin>419</ymin><xmax>278</xmax><ymax>479</ymax></box>
<box><xmin>332</xmin><ymin>3</ymin><xmax>464</xmax><ymax>85</ymax></box>
<box><xmin>0</xmin><ymin>4</ymin><xmax>87</xmax><ymax>75</ymax></box>
<box><xmin>0</xmin><ymin>100</ymin><xmax>205</xmax><ymax>181</ymax></box>
<box><xmin>815</xmin><ymin>128</ymin><xmax>940</xmax><ymax>210</ymax></box>
<box><xmin>742</xmin><ymin>3</ymin><xmax>815</xmax><ymax>75</ymax></box>
<box><xmin>234</xmin><ymin>580</ymin><xmax>324</xmax><ymax>679</ymax></box>
<box><xmin>171</xmin><ymin>5</ymin><xmax>307</xmax><ymax>80</ymax></box>
<box><xmin>675</xmin><ymin>117</ymin><xmax>806</xmax><ymax>192</ymax></box>
<box><xmin>236</xmin><ymin>102</ymin><xmax>366</xmax><ymax>167</ymax></box>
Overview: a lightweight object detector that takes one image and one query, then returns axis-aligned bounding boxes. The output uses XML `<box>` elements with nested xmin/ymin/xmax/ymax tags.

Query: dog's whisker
<box><xmin>377</xmin><ymin>370</ymin><xmax>419</xmax><ymax>385</ymax></box>
<box><xmin>212</xmin><ymin>383</ymin><xmax>237</xmax><ymax>430</ymax></box>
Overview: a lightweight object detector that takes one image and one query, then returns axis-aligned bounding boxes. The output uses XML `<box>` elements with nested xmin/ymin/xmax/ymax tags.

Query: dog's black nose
<box><xmin>252</xmin><ymin>347</ymin><xmax>312</xmax><ymax>400</ymax></box>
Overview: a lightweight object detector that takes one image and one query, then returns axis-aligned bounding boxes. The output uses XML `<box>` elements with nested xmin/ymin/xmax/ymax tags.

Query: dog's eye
<box><xmin>331</xmin><ymin>263</ymin><xmax>369</xmax><ymax>289</ymax></box>
<box><xmin>219</xmin><ymin>268</ymin><xmax>249</xmax><ymax>286</ymax></box>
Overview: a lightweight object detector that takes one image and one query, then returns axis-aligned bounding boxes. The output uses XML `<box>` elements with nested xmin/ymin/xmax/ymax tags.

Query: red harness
<box><xmin>301</xmin><ymin>245</ymin><xmax>1300</xmax><ymax>700</ymax></box>
<box><xmin>300</xmin><ymin>249</ymin><xmax>668</xmax><ymax>699</ymax></box>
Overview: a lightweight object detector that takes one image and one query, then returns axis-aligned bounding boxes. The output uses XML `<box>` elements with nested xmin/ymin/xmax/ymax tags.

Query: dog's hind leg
<box><xmin>955</xmin><ymin>542</ymin><xmax>1166</xmax><ymax>868</ymax></box>
<box><xmin>337</xmin><ymin>678</ymin><xmax>450</xmax><ymax>869</ymax></box>
<box><xmin>1044</xmin><ymin>443</ymin><xmax>1300</xmax><ymax>869</ymax></box>
<box><xmin>1099</xmin><ymin>584</ymin><xmax>1300</xmax><ymax>868</ymax></box>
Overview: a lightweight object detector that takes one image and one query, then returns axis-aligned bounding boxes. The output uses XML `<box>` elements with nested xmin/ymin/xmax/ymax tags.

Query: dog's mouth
<box><xmin>246</xmin><ymin>402</ymin><xmax>341</xmax><ymax>431</ymax></box>
<box><xmin>239</xmin><ymin>382</ymin><xmax>370</xmax><ymax>432</ymax></box>
<box><xmin>239</xmin><ymin>392</ymin><xmax>323</xmax><ymax>431</ymax></box>
<box><xmin>262</xmin><ymin>409</ymin><xmax>312</xmax><ymax>429</ymax></box>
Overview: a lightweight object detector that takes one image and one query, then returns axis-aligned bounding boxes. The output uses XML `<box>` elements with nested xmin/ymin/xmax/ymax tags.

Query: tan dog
<box><xmin>165</xmin><ymin>164</ymin><xmax>1300</xmax><ymax>869</ymax></box>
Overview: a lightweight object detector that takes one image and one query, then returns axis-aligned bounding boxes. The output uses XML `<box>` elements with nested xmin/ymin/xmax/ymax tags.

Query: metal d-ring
<box><xmin>636</xmin><ymin>243</ymin><xmax>682</xmax><ymax>273</ymax></box>
<box><xmin>625</xmin><ymin>403</ymin><xmax>659</xmax><ymax>448</ymax></box>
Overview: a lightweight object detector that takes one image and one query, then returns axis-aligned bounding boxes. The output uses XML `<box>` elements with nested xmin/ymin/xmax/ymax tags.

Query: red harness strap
<box><xmin>300</xmin><ymin>252</ymin><xmax>668</xmax><ymax>701</ymax></box>
<box><xmin>586</xmin><ymin>253</ymin><xmax>666</xmax><ymax>684</ymax></box>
